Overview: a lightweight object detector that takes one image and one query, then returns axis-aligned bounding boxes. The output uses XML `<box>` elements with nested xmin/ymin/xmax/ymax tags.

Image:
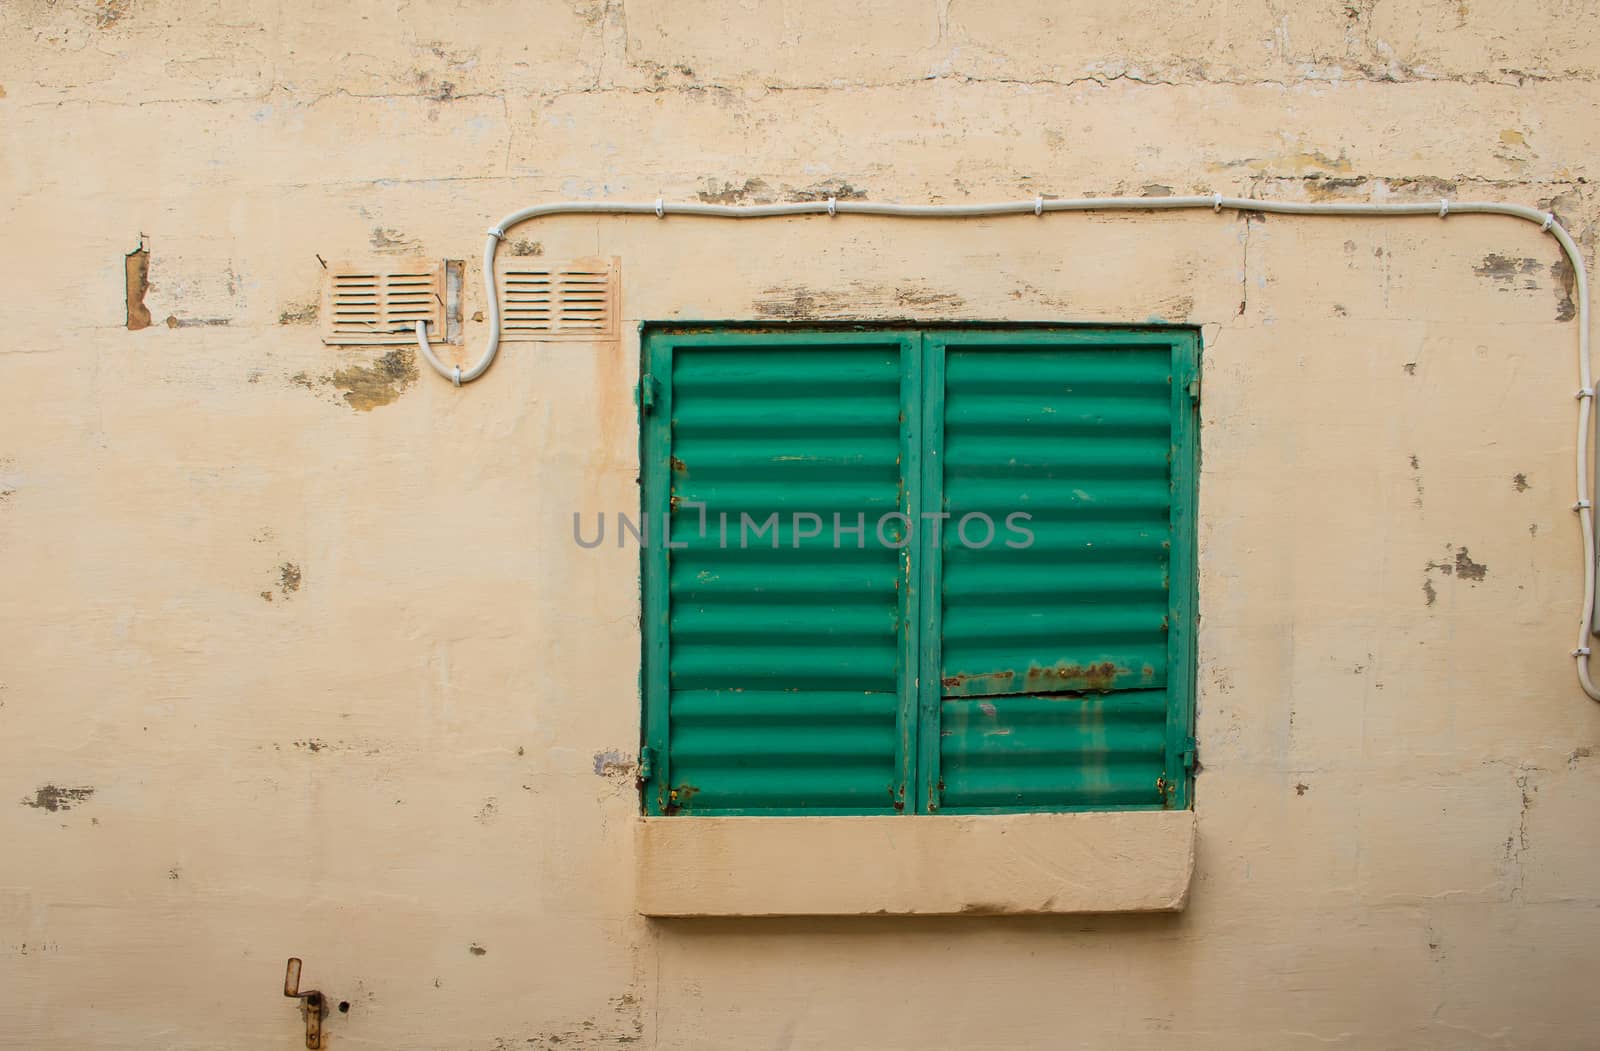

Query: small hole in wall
<box><xmin>338</xmin><ymin>1001</ymin><xmax>350</xmax><ymax>1014</ymax></box>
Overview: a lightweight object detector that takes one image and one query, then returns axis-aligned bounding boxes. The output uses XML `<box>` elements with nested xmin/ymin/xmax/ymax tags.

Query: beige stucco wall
<box><xmin>4</xmin><ymin>0</ymin><xmax>1600</xmax><ymax>1047</ymax></box>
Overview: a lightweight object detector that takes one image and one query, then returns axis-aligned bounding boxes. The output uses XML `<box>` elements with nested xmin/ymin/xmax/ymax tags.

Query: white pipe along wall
<box><xmin>414</xmin><ymin>193</ymin><xmax>1599</xmax><ymax>700</ymax></box>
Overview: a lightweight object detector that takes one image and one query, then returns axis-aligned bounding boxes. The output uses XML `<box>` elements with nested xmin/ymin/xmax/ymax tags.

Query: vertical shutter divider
<box><xmin>915</xmin><ymin>335</ymin><xmax>947</xmax><ymax>814</ymax></box>
<box><xmin>640</xmin><ymin>331</ymin><xmax>674</xmax><ymax>814</ymax></box>
<box><xmin>1164</xmin><ymin>331</ymin><xmax>1201</xmax><ymax>811</ymax></box>
<box><xmin>896</xmin><ymin>333</ymin><xmax>924</xmax><ymax>814</ymax></box>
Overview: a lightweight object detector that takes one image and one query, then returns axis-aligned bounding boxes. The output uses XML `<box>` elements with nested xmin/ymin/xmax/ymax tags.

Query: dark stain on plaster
<box><xmin>329</xmin><ymin>350</ymin><xmax>419</xmax><ymax>411</ymax></box>
<box><xmin>469</xmin><ymin>943</ymin><xmax>487</xmax><ymax>956</ymax></box>
<box><xmin>1513</xmin><ymin>473</ymin><xmax>1530</xmax><ymax>492</ymax></box>
<box><xmin>125</xmin><ymin>244</ymin><xmax>151</xmax><ymax>330</ymax></box>
<box><xmin>21</xmin><ymin>785</ymin><xmax>95</xmax><ymax>812</ymax></box>
<box><xmin>278</xmin><ymin>562</ymin><xmax>302</xmax><ymax>598</ymax></box>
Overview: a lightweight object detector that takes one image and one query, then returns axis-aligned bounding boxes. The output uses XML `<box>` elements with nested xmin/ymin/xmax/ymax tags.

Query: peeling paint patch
<box><xmin>125</xmin><ymin>244</ymin><xmax>151</xmax><ymax>331</ymax></box>
<box><xmin>1474</xmin><ymin>253</ymin><xmax>1543</xmax><ymax>293</ymax></box>
<box><xmin>21</xmin><ymin>785</ymin><xmax>94</xmax><ymax>812</ymax></box>
<box><xmin>329</xmin><ymin>350</ymin><xmax>419</xmax><ymax>411</ymax></box>
<box><xmin>278</xmin><ymin>301</ymin><xmax>318</xmax><ymax>325</ymax></box>
<box><xmin>698</xmin><ymin>177</ymin><xmax>771</xmax><ymax>204</ymax></box>
<box><xmin>1424</xmin><ymin>545</ymin><xmax>1488</xmax><ymax>603</ymax></box>
<box><xmin>754</xmin><ymin>282</ymin><xmax>964</xmax><ymax>319</ymax></box>
<box><xmin>1453</xmin><ymin>547</ymin><xmax>1488</xmax><ymax>581</ymax></box>
<box><xmin>469</xmin><ymin>943</ymin><xmax>487</xmax><ymax>956</ymax></box>
<box><xmin>592</xmin><ymin>749</ymin><xmax>636</xmax><ymax>780</ymax></box>
<box><xmin>94</xmin><ymin>0</ymin><xmax>128</xmax><ymax>28</ymax></box>
<box><xmin>278</xmin><ymin>563</ymin><xmax>302</xmax><ymax>597</ymax></box>
<box><xmin>1553</xmin><ymin>258</ymin><xmax>1577</xmax><ymax>322</ymax></box>
<box><xmin>507</xmin><ymin>238</ymin><xmax>544</xmax><ymax>257</ymax></box>
<box><xmin>370</xmin><ymin>227</ymin><xmax>421</xmax><ymax>253</ymax></box>
<box><xmin>787</xmin><ymin>178</ymin><xmax>867</xmax><ymax>202</ymax></box>
<box><xmin>165</xmin><ymin>315</ymin><xmax>230</xmax><ymax>328</ymax></box>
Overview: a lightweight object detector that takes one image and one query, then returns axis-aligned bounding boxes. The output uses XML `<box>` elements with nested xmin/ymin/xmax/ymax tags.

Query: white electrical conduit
<box><xmin>413</xmin><ymin>193</ymin><xmax>1598</xmax><ymax>700</ymax></box>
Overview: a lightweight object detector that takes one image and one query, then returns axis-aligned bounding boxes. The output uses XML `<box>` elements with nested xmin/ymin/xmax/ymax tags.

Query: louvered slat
<box><xmin>322</xmin><ymin>259</ymin><xmax>445</xmax><ymax>346</ymax></box>
<box><xmin>647</xmin><ymin>335</ymin><xmax>916</xmax><ymax>814</ymax></box>
<box><xmin>498</xmin><ymin>256</ymin><xmax>618</xmax><ymax>341</ymax></box>
<box><xmin>931</xmin><ymin>336</ymin><xmax>1184</xmax><ymax>811</ymax></box>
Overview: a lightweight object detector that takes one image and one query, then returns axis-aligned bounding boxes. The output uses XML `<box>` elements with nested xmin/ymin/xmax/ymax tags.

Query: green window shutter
<box><xmin>640</xmin><ymin>330</ymin><xmax>922</xmax><ymax>814</ymax></box>
<box><xmin>923</xmin><ymin>330</ymin><xmax>1198</xmax><ymax>812</ymax></box>
<box><xmin>641</xmin><ymin>325</ymin><xmax>1197</xmax><ymax>817</ymax></box>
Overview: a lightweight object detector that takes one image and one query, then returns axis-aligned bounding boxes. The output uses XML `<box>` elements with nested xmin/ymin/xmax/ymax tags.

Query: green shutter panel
<box><xmin>924</xmin><ymin>330</ymin><xmax>1197</xmax><ymax>812</ymax></box>
<box><xmin>641</xmin><ymin>330</ymin><xmax>921</xmax><ymax>814</ymax></box>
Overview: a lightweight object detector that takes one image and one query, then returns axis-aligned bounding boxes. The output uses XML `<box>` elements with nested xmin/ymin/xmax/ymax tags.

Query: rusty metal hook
<box><xmin>283</xmin><ymin>958</ymin><xmax>325</xmax><ymax>1049</ymax></box>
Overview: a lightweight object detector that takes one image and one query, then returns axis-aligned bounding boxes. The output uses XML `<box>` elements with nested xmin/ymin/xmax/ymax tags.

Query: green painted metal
<box><xmin>640</xmin><ymin>325</ymin><xmax>1199</xmax><ymax>815</ymax></box>
<box><xmin>930</xmin><ymin>329</ymin><xmax>1197</xmax><ymax>812</ymax></box>
<box><xmin>640</xmin><ymin>329</ymin><xmax>918</xmax><ymax>814</ymax></box>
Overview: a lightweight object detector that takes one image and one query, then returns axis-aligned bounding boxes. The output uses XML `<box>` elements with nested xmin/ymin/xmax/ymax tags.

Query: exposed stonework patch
<box><xmin>21</xmin><ymin>785</ymin><xmax>94</xmax><ymax>812</ymax></box>
<box><xmin>329</xmin><ymin>350</ymin><xmax>419</xmax><ymax>411</ymax></box>
<box><xmin>507</xmin><ymin>239</ymin><xmax>544</xmax><ymax>257</ymax></box>
<box><xmin>125</xmin><ymin>244</ymin><xmax>151</xmax><ymax>331</ymax></box>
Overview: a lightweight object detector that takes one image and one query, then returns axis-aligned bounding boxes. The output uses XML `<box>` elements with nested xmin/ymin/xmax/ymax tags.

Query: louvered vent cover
<box><xmin>496</xmin><ymin>256</ymin><xmax>619</xmax><ymax>341</ymax></box>
<box><xmin>321</xmin><ymin>258</ymin><xmax>446</xmax><ymax>346</ymax></box>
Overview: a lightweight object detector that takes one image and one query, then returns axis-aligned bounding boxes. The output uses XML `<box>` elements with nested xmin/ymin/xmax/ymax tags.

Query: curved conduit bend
<box><xmin>413</xmin><ymin>194</ymin><xmax>1598</xmax><ymax>700</ymax></box>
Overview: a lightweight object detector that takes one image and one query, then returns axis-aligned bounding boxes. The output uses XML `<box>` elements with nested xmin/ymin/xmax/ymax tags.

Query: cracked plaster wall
<box><xmin>2</xmin><ymin>0</ymin><xmax>1600</xmax><ymax>1048</ymax></box>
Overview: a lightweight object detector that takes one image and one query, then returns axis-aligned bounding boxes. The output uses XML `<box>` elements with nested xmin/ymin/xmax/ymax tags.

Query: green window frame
<box><xmin>638</xmin><ymin>324</ymin><xmax>1198</xmax><ymax>816</ymax></box>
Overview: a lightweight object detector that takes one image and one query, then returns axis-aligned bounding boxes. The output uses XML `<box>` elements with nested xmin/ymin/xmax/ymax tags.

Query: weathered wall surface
<box><xmin>3</xmin><ymin>1</ymin><xmax>1599</xmax><ymax>1047</ymax></box>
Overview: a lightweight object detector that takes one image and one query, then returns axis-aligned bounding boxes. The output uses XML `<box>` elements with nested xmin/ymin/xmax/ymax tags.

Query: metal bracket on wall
<box><xmin>283</xmin><ymin>957</ymin><xmax>326</xmax><ymax>1050</ymax></box>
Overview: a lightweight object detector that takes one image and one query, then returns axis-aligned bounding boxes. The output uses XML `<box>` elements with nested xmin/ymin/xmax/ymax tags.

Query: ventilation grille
<box><xmin>497</xmin><ymin>256</ymin><xmax>619</xmax><ymax>341</ymax></box>
<box><xmin>321</xmin><ymin>258</ymin><xmax>446</xmax><ymax>346</ymax></box>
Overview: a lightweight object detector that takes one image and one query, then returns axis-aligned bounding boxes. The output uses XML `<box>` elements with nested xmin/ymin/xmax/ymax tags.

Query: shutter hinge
<box><xmin>637</xmin><ymin>374</ymin><xmax>658</xmax><ymax>416</ymax></box>
<box><xmin>1186</xmin><ymin>377</ymin><xmax>1201</xmax><ymax>405</ymax></box>
<box><xmin>1181</xmin><ymin>736</ymin><xmax>1198</xmax><ymax>771</ymax></box>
